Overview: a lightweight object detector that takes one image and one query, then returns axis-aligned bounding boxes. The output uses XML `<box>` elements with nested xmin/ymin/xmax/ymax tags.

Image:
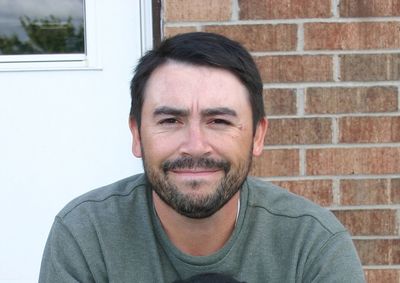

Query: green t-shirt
<box><xmin>39</xmin><ymin>174</ymin><xmax>365</xmax><ymax>282</ymax></box>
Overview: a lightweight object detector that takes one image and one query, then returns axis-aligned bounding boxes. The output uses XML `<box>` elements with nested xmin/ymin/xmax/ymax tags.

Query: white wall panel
<box><xmin>0</xmin><ymin>0</ymin><xmax>148</xmax><ymax>281</ymax></box>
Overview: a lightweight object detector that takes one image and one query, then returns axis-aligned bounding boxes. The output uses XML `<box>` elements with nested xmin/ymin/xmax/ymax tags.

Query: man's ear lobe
<box><xmin>252</xmin><ymin>117</ymin><xmax>268</xmax><ymax>157</ymax></box>
<box><xmin>129</xmin><ymin>118</ymin><xmax>142</xmax><ymax>158</ymax></box>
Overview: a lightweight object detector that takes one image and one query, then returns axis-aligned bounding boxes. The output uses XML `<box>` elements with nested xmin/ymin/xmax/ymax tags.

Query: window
<box><xmin>0</xmin><ymin>0</ymin><xmax>100</xmax><ymax>70</ymax></box>
<box><xmin>0</xmin><ymin>0</ymin><xmax>85</xmax><ymax>55</ymax></box>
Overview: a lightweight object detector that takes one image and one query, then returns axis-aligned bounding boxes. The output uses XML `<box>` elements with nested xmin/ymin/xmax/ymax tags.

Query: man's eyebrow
<box><xmin>201</xmin><ymin>107</ymin><xmax>237</xmax><ymax>117</ymax></box>
<box><xmin>153</xmin><ymin>106</ymin><xmax>189</xmax><ymax>117</ymax></box>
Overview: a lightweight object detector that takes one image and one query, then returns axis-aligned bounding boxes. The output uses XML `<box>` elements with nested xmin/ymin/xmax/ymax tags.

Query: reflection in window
<box><xmin>0</xmin><ymin>0</ymin><xmax>85</xmax><ymax>55</ymax></box>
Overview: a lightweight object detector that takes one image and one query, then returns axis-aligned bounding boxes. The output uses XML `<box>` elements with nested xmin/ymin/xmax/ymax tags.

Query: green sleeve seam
<box><xmin>250</xmin><ymin>204</ymin><xmax>346</xmax><ymax>235</ymax></box>
<box><xmin>60</xmin><ymin>181</ymin><xmax>147</xmax><ymax>219</ymax></box>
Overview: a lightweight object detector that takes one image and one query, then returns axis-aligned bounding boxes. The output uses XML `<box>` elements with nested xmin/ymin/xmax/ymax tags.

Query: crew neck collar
<box><xmin>147</xmin><ymin>179</ymin><xmax>249</xmax><ymax>268</ymax></box>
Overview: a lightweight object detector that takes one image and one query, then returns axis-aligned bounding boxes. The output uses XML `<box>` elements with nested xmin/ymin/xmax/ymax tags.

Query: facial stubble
<box><xmin>142</xmin><ymin>151</ymin><xmax>253</xmax><ymax>219</ymax></box>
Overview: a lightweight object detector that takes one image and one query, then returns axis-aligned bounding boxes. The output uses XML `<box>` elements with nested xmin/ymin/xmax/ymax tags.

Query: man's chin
<box><xmin>173</xmin><ymin>200</ymin><xmax>224</xmax><ymax>219</ymax></box>
<box><xmin>154</xmin><ymin>185</ymin><xmax>226</xmax><ymax>219</ymax></box>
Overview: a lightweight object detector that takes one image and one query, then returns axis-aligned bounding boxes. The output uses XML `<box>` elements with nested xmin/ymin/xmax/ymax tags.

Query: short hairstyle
<box><xmin>130</xmin><ymin>32</ymin><xmax>265</xmax><ymax>132</ymax></box>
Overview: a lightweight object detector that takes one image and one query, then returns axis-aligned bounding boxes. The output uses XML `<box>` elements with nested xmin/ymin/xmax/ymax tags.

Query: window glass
<box><xmin>0</xmin><ymin>0</ymin><xmax>85</xmax><ymax>55</ymax></box>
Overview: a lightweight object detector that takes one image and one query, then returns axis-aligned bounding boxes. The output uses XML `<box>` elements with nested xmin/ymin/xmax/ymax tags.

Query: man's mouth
<box><xmin>162</xmin><ymin>157</ymin><xmax>230</xmax><ymax>174</ymax></box>
<box><xmin>169</xmin><ymin>168</ymin><xmax>221</xmax><ymax>177</ymax></box>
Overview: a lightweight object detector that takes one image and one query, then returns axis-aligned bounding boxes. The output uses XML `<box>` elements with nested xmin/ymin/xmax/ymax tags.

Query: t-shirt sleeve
<box><xmin>303</xmin><ymin>231</ymin><xmax>365</xmax><ymax>283</ymax></box>
<box><xmin>39</xmin><ymin>217</ymin><xmax>95</xmax><ymax>283</ymax></box>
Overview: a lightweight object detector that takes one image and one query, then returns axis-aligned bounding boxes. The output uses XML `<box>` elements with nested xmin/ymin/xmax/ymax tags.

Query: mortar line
<box><xmin>332</xmin><ymin>0</ymin><xmax>340</xmax><ymax>17</ymax></box>
<box><xmin>299</xmin><ymin>148</ymin><xmax>306</xmax><ymax>176</ymax></box>
<box><xmin>363</xmin><ymin>265</ymin><xmax>400</xmax><ymax>269</ymax></box>
<box><xmin>251</xmin><ymin>50</ymin><xmax>400</xmax><ymax>56</ymax></box>
<box><xmin>398</xmin><ymin>86</ymin><xmax>400</xmax><ymax>112</ymax></box>
<box><xmin>396</xmin><ymin>209</ymin><xmax>400</xmax><ymax>237</ymax></box>
<box><xmin>263</xmin><ymin>81</ymin><xmax>400</xmax><ymax>89</ymax></box>
<box><xmin>352</xmin><ymin>236</ymin><xmax>400</xmax><ymax>240</ymax></box>
<box><xmin>333</xmin><ymin>54</ymin><xmax>340</xmax><ymax>81</ymax></box>
<box><xmin>332</xmin><ymin>179</ymin><xmax>341</xmax><ymax>206</ymax></box>
<box><xmin>296</xmin><ymin>88</ymin><xmax>305</xmax><ymax>116</ymax></box>
<box><xmin>164</xmin><ymin>17</ymin><xmax>400</xmax><ymax>26</ymax></box>
<box><xmin>388</xmin><ymin>178</ymin><xmax>392</xmax><ymax>204</ymax></box>
<box><xmin>297</xmin><ymin>23</ymin><xmax>304</xmax><ymax>52</ymax></box>
<box><xmin>263</xmin><ymin>143</ymin><xmax>400</xmax><ymax>149</ymax></box>
<box><xmin>260</xmin><ymin>175</ymin><xmax>400</xmax><ymax>181</ymax></box>
<box><xmin>332</xmin><ymin>116</ymin><xmax>339</xmax><ymax>144</ymax></box>
<box><xmin>266</xmin><ymin>113</ymin><xmax>400</xmax><ymax>118</ymax></box>
<box><xmin>231</xmin><ymin>0</ymin><xmax>239</xmax><ymax>21</ymax></box>
<box><xmin>329</xmin><ymin>205</ymin><xmax>400</xmax><ymax>210</ymax></box>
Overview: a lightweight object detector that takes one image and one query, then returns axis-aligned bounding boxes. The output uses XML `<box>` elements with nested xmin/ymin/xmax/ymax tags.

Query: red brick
<box><xmin>273</xmin><ymin>180</ymin><xmax>333</xmax><ymax>206</ymax></box>
<box><xmin>354</xmin><ymin>239</ymin><xmax>400</xmax><ymax>265</ymax></box>
<box><xmin>255</xmin><ymin>55</ymin><xmax>333</xmax><ymax>83</ymax></box>
<box><xmin>205</xmin><ymin>24</ymin><xmax>297</xmax><ymax>52</ymax></box>
<box><xmin>250</xmin><ymin>149</ymin><xmax>299</xmax><ymax>177</ymax></box>
<box><xmin>164</xmin><ymin>0</ymin><xmax>232</xmax><ymax>22</ymax></box>
<box><xmin>239</xmin><ymin>0</ymin><xmax>331</xmax><ymax>19</ymax></box>
<box><xmin>333</xmin><ymin>209</ymin><xmax>398</xmax><ymax>236</ymax></box>
<box><xmin>266</xmin><ymin>118</ymin><xmax>332</xmax><ymax>145</ymax></box>
<box><xmin>340</xmin><ymin>54</ymin><xmax>400</xmax><ymax>81</ymax></box>
<box><xmin>340</xmin><ymin>179</ymin><xmax>390</xmax><ymax>205</ymax></box>
<box><xmin>391</xmin><ymin>179</ymin><xmax>400</xmax><ymax>203</ymax></box>
<box><xmin>339</xmin><ymin>116</ymin><xmax>400</xmax><ymax>143</ymax></box>
<box><xmin>340</xmin><ymin>0</ymin><xmax>400</xmax><ymax>17</ymax></box>
<box><xmin>305</xmin><ymin>87</ymin><xmax>398</xmax><ymax>114</ymax></box>
<box><xmin>164</xmin><ymin>26</ymin><xmax>197</xmax><ymax>38</ymax></box>
<box><xmin>263</xmin><ymin>89</ymin><xmax>297</xmax><ymax>116</ymax></box>
<box><xmin>305</xmin><ymin>22</ymin><xmax>400</xmax><ymax>50</ymax></box>
<box><xmin>365</xmin><ymin>269</ymin><xmax>400</xmax><ymax>283</ymax></box>
<box><xmin>306</xmin><ymin>147</ymin><xmax>400</xmax><ymax>175</ymax></box>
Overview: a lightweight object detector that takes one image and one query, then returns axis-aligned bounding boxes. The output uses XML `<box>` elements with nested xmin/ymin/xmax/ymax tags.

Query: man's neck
<box><xmin>152</xmin><ymin>191</ymin><xmax>240</xmax><ymax>256</ymax></box>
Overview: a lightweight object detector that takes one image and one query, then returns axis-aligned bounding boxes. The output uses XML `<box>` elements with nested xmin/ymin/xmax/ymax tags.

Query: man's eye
<box><xmin>210</xmin><ymin>119</ymin><xmax>231</xmax><ymax>125</ymax></box>
<box><xmin>159</xmin><ymin>118</ymin><xmax>179</xmax><ymax>124</ymax></box>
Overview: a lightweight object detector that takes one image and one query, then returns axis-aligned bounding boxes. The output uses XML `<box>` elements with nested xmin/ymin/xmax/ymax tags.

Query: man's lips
<box><xmin>169</xmin><ymin>168</ymin><xmax>221</xmax><ymax>177</ymax></box>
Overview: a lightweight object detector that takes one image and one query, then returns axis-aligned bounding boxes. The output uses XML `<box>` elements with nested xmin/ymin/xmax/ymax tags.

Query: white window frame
<box><xmin>0</xmin><ymin>0</ymin><xmax>153</xmax><ymax>72</ymax></box>
<box><xmin>140</xmin><ymin>0</ymin><xmax>154</xmax><ymax>54</ymax></box>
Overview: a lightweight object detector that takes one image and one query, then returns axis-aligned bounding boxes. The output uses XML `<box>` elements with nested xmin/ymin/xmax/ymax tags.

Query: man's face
<box><xmin>130</xmin><ymin>61</ymin><xmax>267</xmax><ymax>218</ymax></box>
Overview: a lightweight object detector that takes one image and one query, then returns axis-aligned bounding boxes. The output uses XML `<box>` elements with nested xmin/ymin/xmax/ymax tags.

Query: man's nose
<box><xmin>179</xmin><ymin>123</ymin><xmax>212</xmax><ymax>157</ymax></box>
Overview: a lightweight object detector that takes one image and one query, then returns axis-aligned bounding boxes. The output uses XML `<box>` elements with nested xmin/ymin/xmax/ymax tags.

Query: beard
<box><xmin>142</xmin><ymin>152</ymin><xmax>252</xmax><ymax>219</ymax></box>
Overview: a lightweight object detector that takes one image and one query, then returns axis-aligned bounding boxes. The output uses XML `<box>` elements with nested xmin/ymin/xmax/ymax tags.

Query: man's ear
<box><xmin>129</xmin><ymin>118</ymin><xmax>142</xmax><ymax>158</ymax></box>
<box><xmin>252</xmin><ymin>117</ymin><xmax>268</xmax><ymax>156</ymax></box>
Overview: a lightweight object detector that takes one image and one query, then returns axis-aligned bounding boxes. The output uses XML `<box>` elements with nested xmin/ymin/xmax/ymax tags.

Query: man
<box><xmin>39</xmin><ymin>32</ymin><xmax>365</xmax><ymax>282</ymax></box>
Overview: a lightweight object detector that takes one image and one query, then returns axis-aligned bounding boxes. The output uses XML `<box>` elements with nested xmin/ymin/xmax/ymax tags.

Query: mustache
<box><xmin>162</xmin><ymin>156</ymin><xmax>230</xmax><ymax>173</ymax></box>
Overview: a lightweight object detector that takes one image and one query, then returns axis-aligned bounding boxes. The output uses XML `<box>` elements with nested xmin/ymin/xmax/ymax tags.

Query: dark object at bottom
<box><xmin>173</xmin><ymin>273</ymin><xmax>245</xmax><ymax>283</ymax></box>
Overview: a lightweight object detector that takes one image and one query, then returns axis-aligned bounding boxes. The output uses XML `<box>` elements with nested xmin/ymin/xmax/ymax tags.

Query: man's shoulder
<box><xmin>57</xmin><ymin>173</ymin><xmax>147</xmax><ymax>220</ymax></box>
<box><xmin>245</xmin><ymin>177</ymin><xmax>345</xmax><ymax>234</ymax></box>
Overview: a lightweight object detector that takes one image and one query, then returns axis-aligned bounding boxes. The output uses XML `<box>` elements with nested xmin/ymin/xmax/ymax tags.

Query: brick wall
<box><xmin>161</xmin><ymin>0</ymin><xmax>400</xmax><ymax>281</ymax></box>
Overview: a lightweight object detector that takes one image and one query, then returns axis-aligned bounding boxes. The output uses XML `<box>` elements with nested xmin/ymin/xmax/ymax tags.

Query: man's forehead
<box><xmin>144</xmin><ymin>62</ymin><xmax>248</xmax><ymax>100</ymax></box>
<box><xmin>146</xmin><ymin>60</ymin><xmax>245</xmax><ymax>89</ymax></box>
